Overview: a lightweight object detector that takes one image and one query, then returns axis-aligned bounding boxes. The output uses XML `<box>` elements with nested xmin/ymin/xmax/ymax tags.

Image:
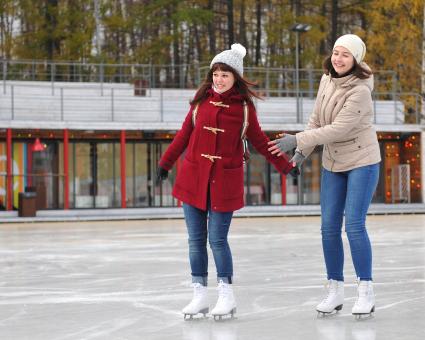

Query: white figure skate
<box><xmin>316</xmin><ymin>279</ymin><xmax>344</xmax><ymax>317</ymax></box>
<box><xmin>211</xmin><ymin>280</ymin><xmax>236</xmax><ymax>321</ymax></box>
<box><xmin>352</xmin><ymin>280</ymin><xmax>375</xmax><ymax>320</ymax></box>
<box><xmin>182</xmin><ymin>283</ymin><xmax>209</xmax><ymax>320</ymax></box>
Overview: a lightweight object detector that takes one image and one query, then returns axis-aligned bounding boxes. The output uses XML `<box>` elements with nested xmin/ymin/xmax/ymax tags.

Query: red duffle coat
<box><xmin>159</xmin><ymin>87</ymin><xmax>294</xmax><ymax>212</ymax></box>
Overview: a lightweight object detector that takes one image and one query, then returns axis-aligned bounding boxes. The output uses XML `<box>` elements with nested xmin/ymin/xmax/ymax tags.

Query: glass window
<box><xmin>245</xmin><ymin>151</ymin><xmax>268</xmax><ymax>205</ymax></box>
<box><xmin>270</xmin><ymin>166</ymin><xmax>285</xmax><ymax>205</ymax></box>
<box><xmin>11</xmin><ymin>142</ymin><xmax>26</xmax><ymax>208</ymax></box>
<box><xmin>31</xmin><ymin>142</ymin><xmax>60</xmax><ymax>209</ymax></box>
<box><xmin>58</xmin><ymin>142</ymin><xmax>64</xmax><ymax>208</ymax></box>
<box><xmin>72</xmin><ymin>143</ymin><xmax>93</xmax><ymax>208</ymax></box>
<box><xmin>302</xmin><ymin>150</ymin><xmax>321</xmax><ymax>204</ymax></box>
<box><xmin>158</xmin><ymin>142</ymin><xmax>176</xmax><ymax>206</ymax></box>
<box><xmin>126</xmin><ymin>143</ymin><xmax>135</xmax><ymax>207</ymax></box>
<box><xmin>96</xmin><ymin>142</ymin><xmax>120</xmax><ymax>208</ymax></box>
<box><xmin>134</xmin><ymin>143</ymin><xmax>148</xmax><ymax>207</ymax></box>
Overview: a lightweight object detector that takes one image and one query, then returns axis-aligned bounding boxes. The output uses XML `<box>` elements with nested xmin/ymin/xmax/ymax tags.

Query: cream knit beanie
<box><xmin>333</xmin><ymin>34</ymin><xmax>366</xmax><ymax>63</ymax></box>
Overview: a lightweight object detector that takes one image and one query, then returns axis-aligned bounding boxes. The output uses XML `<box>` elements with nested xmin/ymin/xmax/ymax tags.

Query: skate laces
<box><xmin>323</xmin><ymin>280</ymin><xmax>338</xmax><ymax>303</ymax></box>
<box><xmin>357</xmin><ymin>280</ymin><xmax>371</xmax><ymax>298</ymax></box>
<box><xmin>217</xmin><ymin>280</ymin><xmax>231</xmax><ymax>298</ymax></box>
<box><xmin>191</xmin><ymin>282</ymin><xmax>206</xmax><ymax>298</ymax></box>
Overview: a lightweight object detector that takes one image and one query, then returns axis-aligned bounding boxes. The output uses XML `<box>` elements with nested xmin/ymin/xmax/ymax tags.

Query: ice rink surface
<box><xmin>0</xmin><ymin>214</ymin><xmax>424</xmax><ymax>340</ymax></box>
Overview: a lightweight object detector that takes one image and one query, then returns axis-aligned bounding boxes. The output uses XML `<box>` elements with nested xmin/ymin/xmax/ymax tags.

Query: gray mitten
<box><xmin>289</xmin><ymin>151</ymin><xmax>305</xmax><ymax>168</ymax></box>
<box><xmin>275</xmin><ymin>134</ymin><xmax>297</xmax><ymax>153</ymax></box>
<box><xmin>288</xmin><ymin>151</ymin><xmax>305</xmax><ymax>177</ymax></box>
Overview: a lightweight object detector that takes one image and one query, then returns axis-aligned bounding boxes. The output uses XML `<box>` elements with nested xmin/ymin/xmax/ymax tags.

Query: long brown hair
<box><xmin>190</xmin><ymin>63</ymin><xmax>261</xmax><ymax>106</ymax></box>
<box><xmin>323</xmin><ymin>55</ymin><xmax>372</xmax><ymax>79</ymax></box>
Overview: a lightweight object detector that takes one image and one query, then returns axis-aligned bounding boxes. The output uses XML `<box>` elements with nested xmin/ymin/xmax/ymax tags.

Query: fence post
<box><xmin>2</xmin><ymin>60</ymin><xmax>6</xmax><ymax>94</ymax></box>
<box><xmin>100</xmin><ymin>63</ymin><xmax>104</xmax><ymax>96</ymax></box>
<box><xmin>392</xmin><ymin>72</ymin><xmax>397</xmax><ymax>101</ymax></box>
<box><xmin>11</xmin><ymin>85</ymin><xmax>14</xmax><ymax>120</ymax></box>
<box><xmin>151</xmin><ymin>64</ymin><xmax>156</xmax><ymax>88</ymax></box>
<box><xmin>416</xmin><ymin>94</ymin><xmax>420</xmax><ymax>124</ymax></box>
<box><xmin>308</xmin><ymin>69</ymin><xmax>313</xmax><ymax>98</ymax></box>
<box><xmin>51</xmin><ymin>63</ymin><xmax>55</xmax><ymax>95</ymax></box>
<box><xmin>266</xmin><ymin>68</ymin><xmax>270</xmax><ymax>97</ymax></box>
<box><xmin>196</xmin><ymin>67</ymin><xmax>201</xmax><ymax>86</ymax></box>
<box><xmin>160</xmin><ymin>87</ymin><xmax>164</xmax><ymax>122</ymax></box>
<box><xmin>180</xmin><ymin>64</ymin><xmax>184</xmax><ymax>88</ymax></box>
<box><xmin>111</xmin><ymin>88</ymin><xmax>114</xmax><ymax>121</ymax></box>
<box><xmin>394</xmin><ymin>93</ymin><xmax>398</xmax><ymax>124</ymax></box>
<box><xmin>60</xmin><ymin>88</ymin><xmax>64</xmax><ymax>120</ymax></box>
<box><xmin>372</xmin><ymin>92</ymin><xmax>377</xmax><ymax>124</ymax></box>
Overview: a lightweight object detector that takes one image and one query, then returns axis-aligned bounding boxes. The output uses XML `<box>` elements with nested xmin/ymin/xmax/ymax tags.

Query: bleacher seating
<box><xmin>0</xmin><ymin>81</ymin><xmax>407</xmax><ymax>126</ymax></box>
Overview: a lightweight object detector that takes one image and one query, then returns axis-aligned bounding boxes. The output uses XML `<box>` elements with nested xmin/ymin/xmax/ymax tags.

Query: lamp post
<box><xmin>290</xmin><ymin>23</ymin><xmax>311</xmax><ymax>123</ymax></box>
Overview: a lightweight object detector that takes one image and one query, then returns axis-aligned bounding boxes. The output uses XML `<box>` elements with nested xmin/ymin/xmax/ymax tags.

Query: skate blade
<box><xmin>316</xmin><ymin>305</ymin><xmax>343</xmax><ymax>318</ymax></box>
<box><xmin>353</xmin><ymin>306</ymin><xmax>375</xmax><ymax>321</ymax></box>
<box><xmin>183</xmin><ymin>308</ymin><xmax>209</xmax><ymax>321</ymax></box>
<box><xmin>212</xmin><ymin>308</ymin><xmax>237</xmax><ymax>322</ymax></box>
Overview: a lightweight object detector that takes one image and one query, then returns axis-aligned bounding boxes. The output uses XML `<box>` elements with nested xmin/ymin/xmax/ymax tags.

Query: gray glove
<box><xmin>289</xmin><ymin>151</ymin><xmax>305</xmax><ymax>168</ymax></box>
<box><xmin>274</xmin><ymin>134</ymin><xmax>297</xmax><ymax>153</ymax></box>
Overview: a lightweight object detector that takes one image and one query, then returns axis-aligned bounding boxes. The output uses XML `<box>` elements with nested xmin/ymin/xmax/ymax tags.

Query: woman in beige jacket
<box><xmin>268</xmin><ymin>34</ymin><xmax>381</xmax><ymax>319</ymax></box>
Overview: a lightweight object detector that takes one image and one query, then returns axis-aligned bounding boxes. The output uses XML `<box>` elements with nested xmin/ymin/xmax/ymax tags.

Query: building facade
<box><xmin>0</xmin><ymin>62</ymin><xmax>423</xmax><ymax>211</ymax></box>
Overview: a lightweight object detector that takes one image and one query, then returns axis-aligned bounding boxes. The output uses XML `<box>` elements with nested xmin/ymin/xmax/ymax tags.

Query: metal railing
<box><xmin>199</xmin><ymin>66</ymin><xmax>399</xmax><ymax>97</ymax></box>
<box><xmin>1</xmin><ymin>60</ymin><xmax>203</xmax><ymax>90</ymax></box>
<box><xmin>0</xmin><ymin>83</ymin><xmax>422</xmax><ymax>125</ymax></box>
<box><xmin>0</xmin><ymin>59</ymin><xmax>422</xmax><ymax>125</ymax></box>
<box><xmin>1</xmin><ymin>59</ymin><xmax>399</xmax><ymax>94</ymax></box>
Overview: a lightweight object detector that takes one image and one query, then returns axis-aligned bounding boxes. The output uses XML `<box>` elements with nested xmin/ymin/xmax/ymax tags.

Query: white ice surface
<box><xmin>0</xmin><ymin>215</ymin><xmax>424</xmax><ymax>340</ymax></box>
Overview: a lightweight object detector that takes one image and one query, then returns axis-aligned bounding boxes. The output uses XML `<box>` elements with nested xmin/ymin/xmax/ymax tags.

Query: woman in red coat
<box><xmin>157</xmin><ymin>44</ymin><xmax>295</xmax><ymax>320</ymax></box>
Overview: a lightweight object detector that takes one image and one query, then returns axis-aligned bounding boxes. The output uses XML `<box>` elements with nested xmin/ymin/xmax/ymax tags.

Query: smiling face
<box><xmin>212</xmin><ymin>68</ymin><xmax>235</xmax><ymax>93</ymax></box>
<box><xmin>331</xmin><ymin>46</ymin><xmax>355</xmax><ymax>75</ymax></box>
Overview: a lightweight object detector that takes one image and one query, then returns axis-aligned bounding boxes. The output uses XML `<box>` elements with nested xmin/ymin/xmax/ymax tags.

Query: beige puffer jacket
<box><xmin>295</xmin><ymin>66</ymin><xmax>381</xmax><ymax>172</ymax></box>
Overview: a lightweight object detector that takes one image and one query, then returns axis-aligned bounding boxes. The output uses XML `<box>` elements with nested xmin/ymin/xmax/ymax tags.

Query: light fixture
<box><xmin>290</xmin><ymin>23</ymin><xmax>312</xmax><ymax>32</ymax></box>
<box><xmin>290</xmin><ymin>22</ymin><xmax>312</xmax><ymax>125</ymax></box>
<box><xmin>33</xmin><ymin>138</ymin><xmax>46</xmax><ymax>152</ymax></box>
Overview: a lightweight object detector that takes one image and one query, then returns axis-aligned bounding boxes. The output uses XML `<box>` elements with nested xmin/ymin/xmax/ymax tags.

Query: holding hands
<box><xmin>289</xmin><ymin>151</ymin><xmax>305</xmax><ymax>168</ymax></box>
<box><xmin>268</xmin><ymin>133</ymin><xmax>297</xmax><ymax>156</ymax></box>
<box><xmin>269</xmin><ymin>133</ymin><xmax>304</xmax><ymax>176</ymax></box>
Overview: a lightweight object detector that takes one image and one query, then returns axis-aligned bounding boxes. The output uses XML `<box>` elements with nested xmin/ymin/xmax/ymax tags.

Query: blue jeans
<box><xmin>183</xmin><ymin>202</ymin><xmax>234</xmax><ymax>286</ymax></box>
<box><xmin>320</xmin><ymin>163</ymin><xmax>379</xmax><ymax>281</ymax></box>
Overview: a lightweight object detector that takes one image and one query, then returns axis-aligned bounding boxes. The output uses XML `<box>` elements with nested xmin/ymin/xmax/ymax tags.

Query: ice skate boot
<box><xmin>211</xmin><ymin>280</ymin><xmax>236</xmax><ymax>321</ymax></box>
<box><xmin>182</xmin><ymin>283</ymin><xmax>209</xmax><ymax>320</ymax></box>
<box><xmin>316</xmin><ymin>279</ymin><xmax>344</xmax><ymax>316</ymax></box>
<box><xmin>352</xmin><ymin>280</ymin><xmax>375</xmax><ymax>320</ymax></box>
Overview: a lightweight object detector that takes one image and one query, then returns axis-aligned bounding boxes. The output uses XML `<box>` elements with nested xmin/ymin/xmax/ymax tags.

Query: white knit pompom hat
<box><xmin>333</xmin><ymin>34</ymin><xmax>366</xmax><ymax>64</ymax></box>
<box><xmin>210</xmin><ymin>43</ymin><xmax>246</xmax><ymax>76</ymax></box>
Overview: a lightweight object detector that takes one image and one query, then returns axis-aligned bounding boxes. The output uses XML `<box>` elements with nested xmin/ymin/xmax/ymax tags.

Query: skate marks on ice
<box><xmin>0</xmin><ymin>215</ymin><xmax>423</xmax><ymax>339</ymax></box>
<box><xmin>182</xmin><ymin>320</ymin><xmax>239</xmax><ymax>340</ymax></box>
<box><xmin>315</xmin><ymin>318</ymin><xmax>377</xmax><ymax>340</ymax></box>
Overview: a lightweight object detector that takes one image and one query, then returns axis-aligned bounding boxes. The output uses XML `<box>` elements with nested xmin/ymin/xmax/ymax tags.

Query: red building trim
<box><xmin>6</xmin><ymin>128</ymin><xmax>12</xmax><ymax>210</ymax></box>
<box><xmin>63</xmin><ymin>129</ymin><xmax>69</xmax><ymax>209</ymax></box>
<box><xmin>120</xmin><ymin>130</ymin><xmax>126</xmax><ymax>208</ymax></box>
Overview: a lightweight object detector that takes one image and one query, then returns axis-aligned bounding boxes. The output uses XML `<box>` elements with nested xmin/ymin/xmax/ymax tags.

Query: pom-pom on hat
<box><xmin>210</xmin><ymin>43</ymin><xmax>246</xmax><ymax>76</ymax></box>
<box><xmin>333</xmin><ymin>34</ymin><xmax>366</xmax><ymax>64</ymax></box>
